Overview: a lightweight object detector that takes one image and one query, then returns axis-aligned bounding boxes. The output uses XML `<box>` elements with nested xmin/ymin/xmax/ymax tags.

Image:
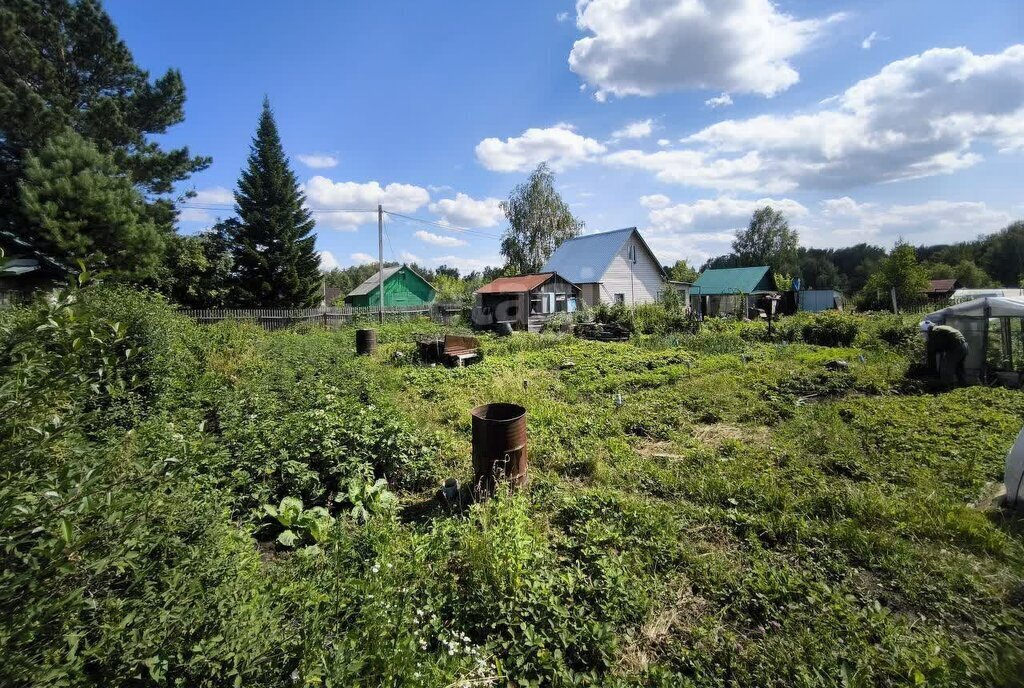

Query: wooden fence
<box><xmin>179</xmin><ymin>303</ymin><xmax>465</xmax><ymax>331</ymax></box>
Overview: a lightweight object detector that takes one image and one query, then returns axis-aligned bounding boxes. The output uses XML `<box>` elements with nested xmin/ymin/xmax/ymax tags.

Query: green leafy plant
<box><xmin>264</xmin><ymin>496</ymin><xmax>336</xmax><ymax>546</ymax></box>
<box><xmin>342</xmin><ymin>477</ymin><xmax>398</xmax><ymax>523</ymax></box>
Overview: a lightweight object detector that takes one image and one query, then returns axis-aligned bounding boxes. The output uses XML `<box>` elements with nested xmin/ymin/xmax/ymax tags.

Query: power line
<box><xmin>180</xmin><ymin>203</ymin><xmax>378</xmax><ymax>214</ymax></box>
<box><xmin>384</xmin><ymin>210</ymin><xmax>501</xmax><ymax>240</ymax></box>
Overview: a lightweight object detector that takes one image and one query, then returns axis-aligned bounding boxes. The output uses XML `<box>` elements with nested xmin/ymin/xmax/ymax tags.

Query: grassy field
<box><xmin>2</xmin><ymin>286</ymin><xmax>1023</xmax><ymax>687</ymax></box>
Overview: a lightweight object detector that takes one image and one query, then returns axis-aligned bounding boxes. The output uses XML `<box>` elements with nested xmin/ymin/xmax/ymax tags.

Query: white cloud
<box><xmin>640</xmin><ymin>45</ymin><xmax>1024</xmax><ymax>193</ymax></box>
<box><xmin>647</xmin><ymin>196</ymin><xmax>809</xmax><ymax>233</ymax></box>
<box><xmin>319</xmin><ymin>250</ymin><xmax>340</xmax><ymax>271</ymax></box>
<box><xmin>657</xmin><ymin>138</ymin><xmax>670</xmax><ymax>147</ymax></box>
<box><xmin>475</xmin><ymin>124</ymin><xmax>607</xmax><ymax>172</ymax></box>
<box><xmin>429</xmin><ymin>193</ymin><xmax>505</xmax><ymax>227</ymax></box>
<box><xmin>861</xmin><ymin>31</ymin><xmax>880</xmax><ymax>50</ymax></box>
<box><xmin>303</xmin><ymin>177</ymin><xmax>430</xmax><ymax>229</ymax></box>
<box><xmin>808</xmin><ymin>197</ymin><xmax>1014</xmax><ymax>246</ymax></box>
<box><xmin>178</xmin><ymin>187</ymin><xmax>234</xmax><ymax>226</ymax></box>
<box><xmin>192</xmin><ymin>186</ymin><xmax>234</xmax><ymax>204</ymax></box>
<box><xmin>638</xmin><ymin>194</ymin><xmax>1014</xmax><ymax>265</ymax></box>
<box><xmin>605</xmin><ymin>148</ymin><xmax>784</xmax><ymax>192</ymax></box>
<box><xmin>296</xmin><ymin>153</ymin><xmax>339</xmax><ymax>169</ymax></box>
<box><xmin>569</xmin><ymin>0</ymin><xmax>845</xmax><ymax>100</ymax></box>
<box><xmin>705</xmin><ymin>93</ymin><xmax>733</xmax><ymax>109</ymax></box>
<box><xmin>556</xmin><ymin>11</ymin><xmax>570</xmax><ymax>22</ymax></box>
<box><xmin>423</xmin><ymin>254</ymin><xmax>503</xmax><ymax>274</ymax></box>
<box><xmin>641</xmin><ymin>195</ymin><xmax>809</xmax><ymax>265</ymax></box>
<box><xmin>640</xmin><ymin>193</ymin><xmax>672</xmax><ymax>209</ymax></box>
<box><xmin>414</xmin><ymin>230</ymin><xmax>468</xmax><ymax>247</ymax></box>
<box><xmin>611</xmin><ymin>118</ymin><xmax>654</xmax><ymax>140</ymax></box>
<box><xmin>351</xmin><ymin>252</ymin><xmax>376</xmax><ymax>264</ymax></box>
<box><xmin>400</xmin><ymin>251</ymin><xmax>423</xmax><ymax>264</ymax></box>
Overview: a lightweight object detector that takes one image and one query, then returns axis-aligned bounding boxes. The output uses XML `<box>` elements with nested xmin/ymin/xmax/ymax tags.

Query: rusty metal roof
<box><xmin>475</xmin><ymin>273</ymin><xmax>557</xmax><ymax>294</ymax></box>
<box><xmin>925</xmin><ymin>279</ymin><xmax>959</xmax><ymax>294</ymax></box>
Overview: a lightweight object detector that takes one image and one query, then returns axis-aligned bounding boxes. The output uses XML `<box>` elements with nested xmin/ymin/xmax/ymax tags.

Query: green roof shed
<box><xmin>693</xmin><ymin>266</ymin><xmax>776</xmax><ymax>295</ymax></box>
<box><xmin>344</xmin><ymin>264</ymin><xmax>436</xmax><ymax>308</ymax></box>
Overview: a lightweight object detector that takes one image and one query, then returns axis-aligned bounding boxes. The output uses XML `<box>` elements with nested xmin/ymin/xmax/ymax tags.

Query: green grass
<box><xmin>2</xmin><ymin>289</ymin><xmax>1023</xmax><ymax>687</ymax></box>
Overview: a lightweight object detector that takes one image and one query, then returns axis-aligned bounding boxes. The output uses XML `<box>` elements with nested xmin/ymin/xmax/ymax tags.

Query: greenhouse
<box><xmin>926</xmin><ymin>296</ymin><xmax>1024</xmax><ymax>386</ymax></box>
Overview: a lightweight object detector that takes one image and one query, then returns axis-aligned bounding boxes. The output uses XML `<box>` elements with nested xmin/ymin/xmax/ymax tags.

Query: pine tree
<box><xmin>19</xmin><ymin>130</ymin><xmax>165</xmax><ymax>281</ymax></box>
<box><xmin>0</xmin><ymin>0</ymin><xmax>209</xmax><ymax>239</ymax></box>
<box><xmin>227</xmin><ymin>99</ymin><xmax>321</xmax><ymax>307</ymax></box>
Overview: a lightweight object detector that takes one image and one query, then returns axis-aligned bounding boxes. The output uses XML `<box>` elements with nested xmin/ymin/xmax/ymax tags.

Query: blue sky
<box><xmin>106</xmin><ymin>0</ymin><xmax>1024</xmax><ymax>273</ymax></box>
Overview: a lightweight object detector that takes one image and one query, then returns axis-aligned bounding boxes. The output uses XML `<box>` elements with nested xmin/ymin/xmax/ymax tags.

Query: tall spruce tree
<box><xmin>227</xmin><ymin>99</ymin><xmax>321</xmax><ymax>307</ymax></box>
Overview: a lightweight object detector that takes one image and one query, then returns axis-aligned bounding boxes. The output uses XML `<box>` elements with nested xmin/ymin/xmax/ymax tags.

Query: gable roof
<box><xmin>476</xmin><ymin>272</ymin><xmax>558</xmax><ymax>294</ymax></box>
<box><xmin>541</xmin><ymin>227</ymin><xmax>665</xmax><ymax>284</ymax></box>
<box><xmin>347</xmin><ymin>266</ymin><xmax>402</xmax><ymax>297</ymax></box>
<box><xmin>693</xmin><ymin>266</ymin><xmax>775</xmax><ymax>295</ymax></box>
<box><xmin>925</xmin><ymin>278</ymin><xmax>959</xmax><ymax>294</ymax></box>
<box><xmin>346</xmin><ymin>264</ymin><xmax>435</xmax><ymax>298</ymax></box>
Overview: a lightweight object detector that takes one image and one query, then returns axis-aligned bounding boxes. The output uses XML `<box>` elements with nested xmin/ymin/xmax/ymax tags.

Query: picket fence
<box><xmin>180</xmin><ymin>303</ymin><xmax>464</xmax><ymax>331</ymax></box>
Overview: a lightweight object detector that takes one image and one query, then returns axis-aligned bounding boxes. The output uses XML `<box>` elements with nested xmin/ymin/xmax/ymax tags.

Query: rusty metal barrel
<box><xmin>355</xmin><ymin>328</ymin><xmax>377</xmax><ymax>355</ymax></box>
<box><xmin>471</xmin><ymin>403</ymin><xmax>527</xmax><ymax>493</ymax></box>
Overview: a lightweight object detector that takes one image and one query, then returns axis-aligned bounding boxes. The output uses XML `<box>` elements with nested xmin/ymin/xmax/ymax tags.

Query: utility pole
<box><xmin>378</xmin><ymin>204</ymin><xmax>384</xmax><ymax>324</ymax></box>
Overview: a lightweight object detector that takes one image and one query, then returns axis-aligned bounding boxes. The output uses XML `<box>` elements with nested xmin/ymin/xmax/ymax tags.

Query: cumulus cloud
<box><xmin>475</xmin><ymin>124</ymin><xmax>606</xmax><ymax>172</ymax></box>
<box><xmin>192</xmin><ymin>186</ymin><xmax>234</xmax><ymax>204</ymax></box>
<box><xmin>638</xmin><ymin>193</ymin><xmax>1014</xmax><ymax>264</ymax></box>
<box><xmin>657</xmin><ymin>138</ymin><xmax>671</xmax><ymax>147</ymax></box>
<box><xmin>429</xmin><ymin>193</ymin><xmax>505</xmax><ymax>227</ymax></box>
<box><xmin>569</xmin><ymin>0</ymin><xmax>844</xmax><ymax>101</ymax></box>
<box><xmin>318</xmin><ymin>250</ymin><xmax>340</xmax><ymax>271</ymax></box>
<box><xmin>808</xmin><ymin>197</ymin><xmax>1014</xmax><ymax>246</ymax></box>
<box><xmin>400</xmin><ymin>251</ymin><xmax>423</xmax><ymax>264</ymax></box>
<box><xmin>303</xmin><ymin>177</ymin><xmax>430</xmax><ymax>229</ymax></box>
<box><xmin>296</xmin><ymin>153</ymin><xmax>339</xmax><ymax>169</ymax></box>
<box><xmin>351</xmin><ymin>252</ymin><xmax>376</xmax><ymax>264</ymax></box>
<box><xmin>414</xmin><ymin>230</ymin><xmax>468</xmax><ymax>247</ymax></box>
<box><xmin>605</xmin><ymin>149</ymin><xmax>781</xmax><ymax>192</ymax></box>
<box><xmin>611</xmin><ymin>119</ymin><xmax>654</xmax><ymax>140</ymax></box>
<box><xmin>622</xmin><ymin>45</ymin><xmax>1024</xmax><ymax>193</ymax></box>
<box><xmin>705</xmin><ymin>93</ymin><xmax>733</xmax><ymax>108</ymax></box>
<box><xmin>639</xmin><ymin>193</ymin><xmax>672</xmax><ymax>209</ymax></box>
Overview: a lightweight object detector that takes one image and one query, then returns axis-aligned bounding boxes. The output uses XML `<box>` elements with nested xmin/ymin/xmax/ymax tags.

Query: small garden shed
<box><xmin>344</xmin><ymin>265</ymin><xmax>435</xmax><ymax>308</ymax></box>
<box><xmin>692</xmin><ymin>266</ymin><xmax>777</xmax><ymax>317</ymax></box>
<box><xmin>473</xmin><ymin>272</ymin><xmax>580</xmax><ymax>332</ymax></box>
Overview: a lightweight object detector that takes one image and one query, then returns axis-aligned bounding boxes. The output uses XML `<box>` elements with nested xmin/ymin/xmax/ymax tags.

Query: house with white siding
<box><xmin>541</xmin><ymin>227</ymin><xmax>673</xmax><ymax>307</ymax></box>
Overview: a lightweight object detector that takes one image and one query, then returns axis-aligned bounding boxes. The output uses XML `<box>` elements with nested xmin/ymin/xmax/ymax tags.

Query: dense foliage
<box><xmin>2</xmin><ymin>282</ymin><xmax>1023</xmax><ymax>686</ymax></box>
<box><xmin>0</xmin><ymin>0</ymin><xmax>208</xmax><ymax>250</ymax></box>
<box><xmin>499</xmin><ymin>163</ymin><xmax>583</xmax><ymax>274</ymax></box>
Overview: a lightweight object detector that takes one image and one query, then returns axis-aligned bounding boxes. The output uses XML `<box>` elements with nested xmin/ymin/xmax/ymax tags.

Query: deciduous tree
<box><xmin>732</xmin><ymin>206</ymin><xmax>799</xmax><ymax>275</ymax></box>
<box><xmin>499</xmin><ymin>163</ymin><xmax>583</xmax><ymax>274</ymax></box>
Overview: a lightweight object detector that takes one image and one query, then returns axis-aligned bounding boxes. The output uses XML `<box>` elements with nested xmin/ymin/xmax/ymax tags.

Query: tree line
<box><xmin>2</xmin><ymin>1</ymin><xmax>1020</xmax><ymax>312</ymax></box>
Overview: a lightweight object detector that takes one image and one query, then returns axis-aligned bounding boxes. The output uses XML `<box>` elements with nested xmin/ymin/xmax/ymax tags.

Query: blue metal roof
<box><xmin>542</xmin><ymin>227</ymin><xmax>659</xmax><ymax>284</ymax></box>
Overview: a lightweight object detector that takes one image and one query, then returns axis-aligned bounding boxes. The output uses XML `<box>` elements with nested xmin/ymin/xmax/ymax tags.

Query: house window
<box><xmin>530</xmin><ymin>294</ymin><xmax>542</xmax><ymax>314</ymax></box>
<box><xmin>627</xmin><ymin>244</ymin><xmax>637</xmax><ymax>263</ymax></box>
<box><xmin>555</xmin><ymin>293</ymin><xmax>567</xmax><ymax>312</ymax></box>
<box><xmin>614</xmin><ymin>293</ymin><xmax>625</xmax><ymax>305</ymax></box>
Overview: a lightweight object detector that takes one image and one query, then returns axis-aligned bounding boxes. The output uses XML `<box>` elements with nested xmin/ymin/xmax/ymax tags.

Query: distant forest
<box><xmin>701</xmin><ymin>219</ymin><xmax>1024</xmax><ymax>293</ymax></box>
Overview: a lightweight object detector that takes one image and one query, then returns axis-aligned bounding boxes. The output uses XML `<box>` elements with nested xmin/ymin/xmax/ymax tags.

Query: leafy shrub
<box><xmin>801</xmin><ymin>310</ymin><xmax>859</xmax><ymax>347</ymax></box>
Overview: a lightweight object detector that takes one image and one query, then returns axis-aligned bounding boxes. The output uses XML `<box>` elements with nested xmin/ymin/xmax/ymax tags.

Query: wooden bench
<box><xmin>443</xmin><ymin>334</ymin><xmax>480</xmax><ymax>367</ymax></box>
